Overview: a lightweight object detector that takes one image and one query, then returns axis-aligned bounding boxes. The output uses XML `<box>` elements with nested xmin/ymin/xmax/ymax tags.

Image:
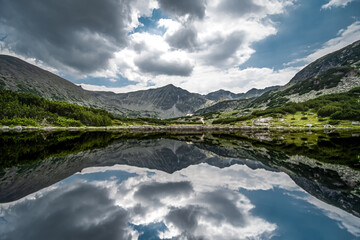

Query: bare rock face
<box><xmin>290</xmin><ymin>40</ymin><xmax>360</xmax><ymax>84</ymax></box>
<box><xmin>249</xmin><ymin>40</ymin><xmax>360</xmax><ymax>108</ymax></box>
<box><xmin>253</xmin><ymin>117</ymin><xmax>273</xmax><ymax>126</ymax></box>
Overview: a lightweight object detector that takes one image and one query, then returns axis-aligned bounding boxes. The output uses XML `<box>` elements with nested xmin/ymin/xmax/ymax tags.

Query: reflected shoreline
<box><xmin>1</xmin><ymin>125</ymin><xmax>360</xmax><ymax>133</ymax></box>
<box><xmin>0</xmin><ymin>130</ymin><xmax>359</xmax><ymax>219</ymax></box>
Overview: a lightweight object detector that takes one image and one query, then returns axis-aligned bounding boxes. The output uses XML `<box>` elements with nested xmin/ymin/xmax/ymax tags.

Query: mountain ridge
<box><xmin>0</xmin><ymin>56</ymin><xmax>209</xmax><ymax>118</ymax></box>
<box><xmin>0</xmin><ymin>54</ymin><xmax>278</xmax><ymax>118</ymax></box>
<box><xmin>205</xmin><ymin>85</ymin><xmax>280</xmax><ymax>101</ymax></box>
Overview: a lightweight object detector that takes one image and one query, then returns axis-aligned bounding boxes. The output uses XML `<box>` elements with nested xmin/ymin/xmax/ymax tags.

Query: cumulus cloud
<box><xmin>135</xmin><ymin>53</ymin><xmax>194</xmax><ymax>76</ymax></box>
<box><xmin>3</xmin><ymin>161</ymin><xmax>359</xmax><ymax>239</ymax></box>
<box><xmin>203</xmin><ymin>31</ymin><xmax>246</xmax><ymax>67</ymax></box>
<box><xmin>322</xmin><ymin>0</ymin><xmax>355</xmax><ymax>9</ymax></box>
<box><xmin>157</xmin><ymin>0</ymin><xmax>206</xmax><ymax>19</ymax></box>
<box><xmin>0</xmin><ymin>0</ymin><xmax>300</xmax><ymax>93</ymax></box>
<box><xmin>217</xmin><ymin>0</ymin><xmax>264</xmax><ymax>17</ymax></box>
<box><xmin>0</xmin><ymin>0</ymin><xmax>154</xmax><ymax>74</ymax></box>
<box><xmin>0</xmin><ymin>183</ymin><xmax>137</xmax><ymax>240</ymax></box>
<box><xmin>165</xmin><ymin>25</ymin><xmax>199</xmax><ymax>51</ymax></box>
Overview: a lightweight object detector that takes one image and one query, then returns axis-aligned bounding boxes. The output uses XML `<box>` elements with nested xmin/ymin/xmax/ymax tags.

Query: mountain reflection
<box><xmin>1</xmin><ymin>131</ymin><xmax>360</xmax><ymax>239</ymax></box>
<box><xmin>1</xmin><ymin>163</ymin><xmax>359</xmax><ymax>240</ymax></box>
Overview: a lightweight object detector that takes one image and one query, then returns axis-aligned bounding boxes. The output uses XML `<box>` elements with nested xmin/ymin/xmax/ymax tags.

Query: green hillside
<box><xmin>0</xmin><ymin>89</ymin><xmax>113</xmax><ymax>127</ymax></box>
<box><xmin>202</xmin><ymin>87</ymin><xmax>360</xmax><ymax>127</ymax></box>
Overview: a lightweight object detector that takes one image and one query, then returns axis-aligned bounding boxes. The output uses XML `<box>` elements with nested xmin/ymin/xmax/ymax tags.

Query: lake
<box><xmin>0</xmin><ymin>130</ymin><xmax>359</xmax><ymax>239</ymax></box>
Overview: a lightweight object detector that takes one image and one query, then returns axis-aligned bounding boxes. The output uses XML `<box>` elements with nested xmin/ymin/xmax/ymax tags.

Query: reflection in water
<box><xmin>0</xmin><ymin>131</ymin><xmax>360</xmax><ymax>239</ymax></box>
<box><xmin>1</xmin><ymin>163</ymin><xmax>360</xmax><ymax>240</ymax></box>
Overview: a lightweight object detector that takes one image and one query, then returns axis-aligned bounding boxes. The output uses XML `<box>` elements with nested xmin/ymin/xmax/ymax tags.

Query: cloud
<box><xmin>157</xmin><ymin>0</ymin><xmax>206</xmax><ymax>19</ymax></box>
<box><xmin>203</xmin><ymin>31</ymin><xmax>246</xmax><ymax>67</ymax></box>
<box><xmin>135</xmin><ymin>53</ymin><xmax>194</xmax><ymax>76</ymax></box>
<box><xmin>79</xmin><ymin>65</ymin><xmax>300</xmax><ymax>94</ymax></box>
<box><xmin>0</xmin><ymin>0</ymin><xmax>153</xmax><ymax>74</ymax></box>
<box><xmin>0</xmin><ymin>0</ymin><xmax>298</xmax><ymax>93</ymax></box>
<box><xmin>217</xmin><ymin>0</ymin><xmax>264</xmax><ymax>17</ymax></box>
<box><xmin>134</xmin><ymin>181</ymin><xmax>194</xmax><ymax>204</ymax></box>
<box><xmin>165</xmin><ymin>25</ymin><xmax>198</xmax><ymax>51</ymax></box>
<box><xmin>165</xmin><ymin>205</ymin><xmax>201</xmax><ymax>233</ymax></box>
<box><xmin>322</xmin><ymin>0</ymin><xmax>355</xmax><ymax>9</ymax></box>
<box><xmin>0</xmin><ymin>183</ymin><xmax>137</xmax><ymax>240</ymax></box>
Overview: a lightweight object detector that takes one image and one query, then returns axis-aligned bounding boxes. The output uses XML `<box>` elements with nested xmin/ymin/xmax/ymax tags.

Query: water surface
<box><xmin>0</xmin><ymin>131</ymin><xmax>359</xmax><ymax>239</ymax></box>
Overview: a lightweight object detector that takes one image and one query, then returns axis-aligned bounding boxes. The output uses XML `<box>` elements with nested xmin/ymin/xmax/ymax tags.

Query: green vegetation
<box><xmin>0</xmin><ymin>89</ymin><xmax>113</xmax><ymax>127</ymax></box>
<box><xmin>0</xmin><ymin>89</ymin><xmax>206</xmax><ymax>127</ymax></box>
<box><xmin>285</xmin><ymin>66</ymin><xmax>354</xmax><ymax>95</ymax></box>
<box><xmin>210</xmin><ymin>87</ymin><xmax>360</xmax><ymax>126</ymax></box>
<box><xmin>206</xmin><ymin>132</ymin><xmax>360</xmax><ymax>170</ymax></box>
<box><xmin>0</xmin><ymin>131</ymin><xmax>178</xmax><ymax>169</ymax></box>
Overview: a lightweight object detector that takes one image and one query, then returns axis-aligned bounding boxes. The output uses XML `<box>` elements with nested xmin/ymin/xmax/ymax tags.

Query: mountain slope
<box><xmin>0</xmin><ymin>55</ymin><xmax>208</xmax><ymax>118</ymax></box>
<box><xmin>94</xmin><ymin>84</ymin><xmax>208</xmax><ymax>118</ymax></box>
<box><xmin>250</xmin><ymin>40</ymin><xmax>360</xmax><ymax>108</ymax></box>
<box><xmin>205</xmin><ymin>86</ymin><xmax>280</xmax><ymax>101</ymax></box>
<box><xmin>290</xmin><ymin>40</ymin><xmax>360</xmax><ymax>84</ymax></box>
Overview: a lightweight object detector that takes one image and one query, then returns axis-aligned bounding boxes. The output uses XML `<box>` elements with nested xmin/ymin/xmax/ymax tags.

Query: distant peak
<box><xmin>163</xmin><ymin>84</ymin><xmax>176</xmax><ymax>88</ymax></box>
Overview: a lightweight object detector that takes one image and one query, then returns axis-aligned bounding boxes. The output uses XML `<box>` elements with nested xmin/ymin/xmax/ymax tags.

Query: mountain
<box><xmin>250</xmin><ymin>40</ymin><xmax>360</xmax><ymax>108</ymax></box>
<box><xmin>93</xmin><ymin>84</ymin><xmax>208</xmax><ymax>118</ymax></box>
<box><xmin>1</xmin><ymin>132</ymin><xmax>359</xmax><ymax>217</ymax></box>
<box><xmin>290</xmin><ymin>40</ymin><xmax>360</xmax><ymax>84</ymax></box>
<box><xmin>0</xmin><ymin>55</ymin><xmax>208</xmax><ymax>118</ymax></box>
<box><xmin>195</xmin><ymin>98</ymin><xmax>251</xmax><ymax>115</ymax></box>
<box><xmin>205</xmin><ymin>86</ymin><xmax>280</xmax><ymax>101</ymax></box>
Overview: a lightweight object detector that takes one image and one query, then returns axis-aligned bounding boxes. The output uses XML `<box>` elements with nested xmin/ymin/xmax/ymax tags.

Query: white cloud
<box><xmin>80</xmin><ymin>65</ymin><xmax>300</xmax><ymax>94</ymax></box>
<box><xmin>1</xmin><ymin>0</ymin><xmax>300</xmax><ymax>94</ymax></box>
<box><xmin>3</xmin><ymin>162</ymin><xmax>359</xmax><ymax>239</ymax></box>
<box><xmin>75</xmin><ymin>0</ymin><xmax>298</xmax><ymax>94</ymax></box>
<box><xmin>322</xmin><ymin>0</ymin><xmax>355</xmax><ymax>9</ymax></box>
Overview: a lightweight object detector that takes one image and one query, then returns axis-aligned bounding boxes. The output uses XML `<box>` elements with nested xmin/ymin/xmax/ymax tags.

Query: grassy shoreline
<box><xmin>1</xmin><ymin>124</ymin><xmax>360</xmax><ymax>132</ymax></box>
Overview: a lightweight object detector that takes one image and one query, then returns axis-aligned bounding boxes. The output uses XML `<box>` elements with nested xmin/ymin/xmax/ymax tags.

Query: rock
<box><xmin>0</xmin><ymin>126</ymin><xmax>10</xmax><ymax>131</ymax></box>
<box><xmin>253</xmin><ymin>117</ymin><xmax>272</xmax><ymax>126</ymax></box>
<box><xmin>324</xmin><ymin>124</ymin><xmax>334</xmax><ymax>129</ymax></box>
<box><xmin>306</xmin><ymin>124</ymin><xmax>312</xmax><ymax>128</ymax></box>
<box><xmin>352</xmin><ymin>121</ymin><xmax>360</xmax><ymax>125</ymax></box>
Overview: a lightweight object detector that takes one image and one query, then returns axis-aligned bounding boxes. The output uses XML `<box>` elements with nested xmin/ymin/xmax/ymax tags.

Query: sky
<box><xmin>0</xmin><ymin>0</ymin><xmax>359</xmax><ymax>94</ymax></box>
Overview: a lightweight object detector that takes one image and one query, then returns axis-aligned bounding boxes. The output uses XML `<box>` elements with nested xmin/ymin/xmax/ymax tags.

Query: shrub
<box><xmin>318</xmin><ymin>105</ymin><xmax>342</xmax><ymax>117</ymax></box>
<box><xmin>329</xmin><ymin>120</ymin><xmax>340</xmax><ymax>125</ymax></box>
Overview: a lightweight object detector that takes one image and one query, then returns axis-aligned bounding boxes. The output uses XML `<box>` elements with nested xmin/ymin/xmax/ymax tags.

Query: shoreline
<box><xmin>1</xmin><ymin>125</ymin><xmax>359</xmax><ymax>133</ymax></box>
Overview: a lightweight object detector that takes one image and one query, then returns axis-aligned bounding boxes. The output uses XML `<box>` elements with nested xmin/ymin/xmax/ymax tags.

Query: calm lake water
<box><xmin>0</xmin><ymin>131</ymin><xmax>360</xmax><ymax>240</ymax></box>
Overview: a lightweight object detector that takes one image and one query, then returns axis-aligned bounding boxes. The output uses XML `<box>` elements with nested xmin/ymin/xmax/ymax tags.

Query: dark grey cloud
<box><xmin>0</xmin><ymin>0</ymin><xmax>132</xmax><ymax>73</ymax></box>
<box><xmin>206</xmin><ymin>31</ymin><xmax>245</xmax><ymax>66</ymax></box>
<box><xmin>166</xmin><ymin>26</ymin><xmax>198</xmax><ymax>51</ymax></box>
<box><xmin>1</xmin><ymin>183</ymin><xmax>134</xmax><ymax>240</ymax></box>
<box><xmin>158</xmin><ymin>0</ymin><xmax>206</xmax><ymax>19</ymax></box>
<box><xmin>201</xmin><ymin>190</ymin><xmax>246</xmax><ymax>227</ymax></box>
<box><xmin>217</xmin><ymin>0</ymin><xmax>263</xmax><ymax>17</ymax></box>
<box><xmin>134</xmin><ymin>181</ymin><xmax>193</xmax><ymax>204</ymax></box>
<box><xmin>135</xmin><ymin>54</ymin><xmax>194</xmax><ymax>76</ymax></box>
<box><xmin>166</xmin><ymin>206</ymin><xmax>201</xmax><ymax>233</ymax></box>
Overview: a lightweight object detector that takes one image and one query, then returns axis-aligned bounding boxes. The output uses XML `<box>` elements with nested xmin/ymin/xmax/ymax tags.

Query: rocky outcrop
<box><xmin>289</xmin><ymin>40</ymin><xmax>360</xmax><ymax>84</ymax></box>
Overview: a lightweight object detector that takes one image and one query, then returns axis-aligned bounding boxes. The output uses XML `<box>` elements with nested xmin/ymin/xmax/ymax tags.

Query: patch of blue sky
<box><xmin>133</xmin><ymin>8</ymin><xmax>168</xmax><ymax>35</ymax></box>
<box><xmin>61</xmin><ymin>170</ymin><xmax>138</xmax><ymax>184</ymax></box>
<box><xmin>69</xmin><ymin>74</ymin><xmax>138</xmax><ymax>88</ymax></box>
<box><xmin>240</xmin><ymin>187</ymin><xmax>357</xmax><ymax>240</ymax></box>
<box><xmin>241</xmin><ymin>0</ymin><xmax>360</xmax><ymax>70</ymax></box>
<box><xmin>132</xmin><ymin>222</ymin><xmax>169</xmax><ymax>240</ymax></box>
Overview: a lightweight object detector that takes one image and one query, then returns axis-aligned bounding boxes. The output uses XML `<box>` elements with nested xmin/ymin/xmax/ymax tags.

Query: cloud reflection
<box><xmin>0</xmin><ymin>182</ymin><xmax>137</xmax><ymax>240</ymax></box>
<box><xmin>1</xmin><ymin>163</ymin><xmax>359</xmax><ymax>239</ymax></box>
